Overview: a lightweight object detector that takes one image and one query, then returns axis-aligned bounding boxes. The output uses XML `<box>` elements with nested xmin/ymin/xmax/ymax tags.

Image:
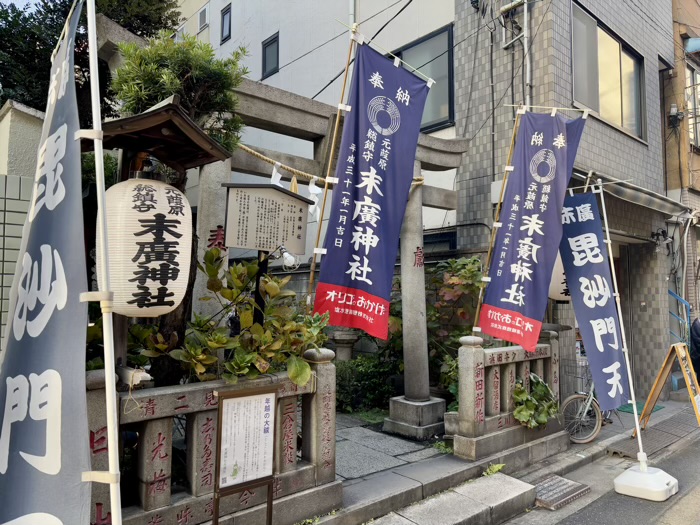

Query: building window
<box><xmin>394</xmin><ymin>25</ymin><xmax>454</xmax><ymax>132</ymax></box>
<box><xmin>262</xmin><ymin>33</ymin><xmax>279</xmax><ymax>79</ymax></box>
<box><xmin>687</xmin><ymin>67</ymin><xmax>700</xmax><ymax>147</ymax></box>
<box><xmin>572</xmin><ymin>3</ymin><xmax>644</xmax><ymax>138</ymax></box>
<box><xmin>198</xmin><ymin>5</ymin><xmax>209</xmax><ymax>33</ymax></box>
<box><xmin>221</xmin><ymin>4</ymin><xmax>231</xmax><ymax>44</ymax></box>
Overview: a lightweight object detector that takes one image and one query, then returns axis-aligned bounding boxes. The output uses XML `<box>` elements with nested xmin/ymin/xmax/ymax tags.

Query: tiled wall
<box><xmin>0</xmin><ymin>175</ymin><xmax>32</xmax><ymax>341</ymax></box>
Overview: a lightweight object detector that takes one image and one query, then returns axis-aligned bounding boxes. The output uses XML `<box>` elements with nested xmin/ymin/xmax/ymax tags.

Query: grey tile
<box><xmin>336</xmin><ymin>426</ymin><xmax>424</xmax><ymax>456</ymax></box>
<box><xmin>335</xmin><ymin>440</ymin><xmax>407</xmax><ymax>479</ymax></box>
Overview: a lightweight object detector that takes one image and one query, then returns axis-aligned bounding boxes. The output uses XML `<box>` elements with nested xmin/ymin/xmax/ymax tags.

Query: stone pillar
<box><xmin>383</xmin><ymin>162</ymin><xmax>445</xmax><ymax>440</ymax></box>
<box><xmin>276</xmin><ymin>396</ymin><xmax>298</xmax><ymax>473</ymax></box>
<box><xmin>301</xmin><ymin>348</ymin><xmax>336</xmax><ymax>486</ymax></box>
<box><xmin>502</xmin><ymin>363</ymin><xmax>517</xmax><ymax>413</ymax></box>
<box><xmin>485</xmin><ymin>365</ymin><xmax>501</xmax><ymax>416</ymax></box>
<box><xmin>540</xmin><ymin>330</ymin><xmax>561</xmax><ymax>401</ymax></box>
<box><xmin>186</xmin><ymin>410</ymin><xmax>217</xmax><ymax>497</ymax></box>
<box><xmin>138</xmin><ymin>418</ymin><xmax>173</xmax><ymax>511</ymax></box>
<box><xmin>456</xmin><ymin>336</ymin><xmax>486</xmax><ymax>437</ymax></box>
<box><xmin>193</xmin><ymin>158</ymin><xmax>232</xmax><ymax>321</ymax></box>
<box><xmin>330</xmin><ymin>329</ymin><xmax>359</xmax><ymax>362</ymax></box>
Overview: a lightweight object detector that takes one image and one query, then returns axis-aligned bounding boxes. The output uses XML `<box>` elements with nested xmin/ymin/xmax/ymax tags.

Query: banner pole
<box><xmin>306</xmin><ymin>26</ymin><xmax>358</xmax><ymax>309</ymax></box>
<box><xmin>472</xmin><ymin>109</ymin><xmax>524</xmax><ymax>332</ymax></box>
<box><xmin>86</xmin><ymin>0</ymin><xmax>123</xmax><ymax>521</ymax></box>
<box><xmin>596</xmin><ymin>179</ymin><xmax>647</xmax><ymax>470</ymax></box>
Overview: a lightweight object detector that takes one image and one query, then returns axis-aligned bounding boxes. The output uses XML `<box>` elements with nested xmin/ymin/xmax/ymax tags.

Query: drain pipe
<box><xmin>500</xmin><ymin>0</ymin><xmax>530</xmax><ymax>109</ymax></box>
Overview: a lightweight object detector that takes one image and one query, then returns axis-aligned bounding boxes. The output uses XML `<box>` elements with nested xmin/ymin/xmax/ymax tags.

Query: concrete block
<box><xmin>383</xmin><ymin>418</ymin><xmax>445</xmax><ymax>441</ymax></box>
<box><xmin>396</xmin><ymin>447</ymin><xmax>441</xmax><ymax>462</ymax></box>
<box><xmin>371</xmin><ymin>512</ymin><xmax>416</xmax><ymax>525</ymax></box>
<box><xmin>392</xmin><ymin>453</ymin><xmax>481</xmax><ymax>498</ymax></box>
<box><xmin>387</xmin><ymin>396</ymin><xmax>446</xmax><ymax>427</ymax></box>
<box><xmin>396</xmin><ymin>491</ymin><xmax>489</xmax><ymax>525</ymax></box>
<box><xmin>454</xmin><ymin>419</ymin><xmax>563</xmax><ymax>460</ymax></box>
<box><xmin>340</xmin><ymin>471</ymin><xmax>423</xmax><ymax>524</ymax></box>
<box><xmin>336</xmin><ymin>426</ymin><xmax>424</xmax><ymax>455</ymax></box>
<box><xmin>335</xmin><ymin>440</ymin><xmax>406</xmax><ymax>479</ymax></box>
<box><xmin>234</xmin><ymin>480</ymin><xmax>342</xmax><ymax>525</ymax></box>
<box><xmin>453</xmin><ymin>473</ymin><xmax>536</xmax><ymax>525</ymax></box>
<box><xmin>276</xmin><ymin>396</ymin><xmax>299</xmax><ymax>473</ymax></box>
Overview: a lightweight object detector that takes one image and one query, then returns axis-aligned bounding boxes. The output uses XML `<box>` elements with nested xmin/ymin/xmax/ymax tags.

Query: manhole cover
<box><xmin>535</xmin><ymin>475</ymin><xmax>590</xmax><ymax>510</ymax></box>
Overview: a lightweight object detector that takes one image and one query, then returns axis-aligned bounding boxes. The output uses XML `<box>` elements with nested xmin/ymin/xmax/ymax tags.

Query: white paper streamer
<box><xmin>271</xmin><ymin>162</ymin><xmax>283</xmax><ymax>187</ymax></box>
<box><xmin>308</xmin><ymin>176</ymin><xmax>322</xmax><ymax>222</ymax></box>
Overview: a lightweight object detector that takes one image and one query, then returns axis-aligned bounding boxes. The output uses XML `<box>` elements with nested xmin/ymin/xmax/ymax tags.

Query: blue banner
<box><xmin>479</xmin><ymin>112</ymin><xmax>585</xmax><ymax>351</ymax></box>
<box><xmin>314</xmin><ymin>43</ymin><xmax>429</xmax><ymax>339</ymax></box>
<box><xmin>560</xmin><ymin>192</ymin><xmax>629</xmax><ymax>411</ymax></box>
<box><xmin>0</xmin><ymin>1</ymin><xmax>92</xmax><ymax>523</ymax></box>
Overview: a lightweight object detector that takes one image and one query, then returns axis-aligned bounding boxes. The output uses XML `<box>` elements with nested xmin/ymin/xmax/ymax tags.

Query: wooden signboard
<box><xmin>213</xmin><ymin>385</ymin><xmax>279</xmax><ymax>525</ymax></box>
<box><xmin>223</xmin><ymin>183</ymin><xmax>312</xmax><ymax>255</ymax></box>
<box><xmin>636</xmin><ymin>343</ymin><xmax>700</xmax><ymax>433</ymax></box>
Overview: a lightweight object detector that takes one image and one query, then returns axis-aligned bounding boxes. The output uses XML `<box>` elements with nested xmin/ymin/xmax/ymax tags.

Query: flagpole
<box><xmin>85</xmin><ymin>0</ymin><xmax>123</xmax><ymax>522</ymax></box>
<box><xmin>472</xmin><ymin>108</ymin><xmax>525</xmax><ymax>332</ymax></box>
<box><xmin>306</xmin><ymin>25</ymin><xmax>358</xmax><ymax>308</ymax></box>
<box><xmin>596</xmin><ymin>180</ymin><xmax>647</xmax><ymax>469</ymax></box>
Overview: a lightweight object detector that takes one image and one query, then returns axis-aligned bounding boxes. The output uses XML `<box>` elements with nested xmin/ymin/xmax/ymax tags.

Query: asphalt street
<box><xmin>507</xmin><ymin>432</ymin><xmax>700</xmax><ymax>525</ymax></box>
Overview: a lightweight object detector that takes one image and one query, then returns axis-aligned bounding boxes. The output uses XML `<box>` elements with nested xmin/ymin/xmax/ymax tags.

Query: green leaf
<box><xmin>513</xmin><ymin>404</ymin><xmax>533</xmax><ymax>423</ymax></box>
<box><xmin>141</xmin><ymin>349</ymin><xmax>162</xmax><ymax>358</ymax></box>
<box><xmin>264</xmin><ymin>281</ymin><xmax>280</xmax><ymax>298</ymax></box>
<box><xmin>240</xmin><ymin>309</ymin><xmax>254</xmax><ymax>330</ymax></box>
<box><xmin>168</xmin><ymin>349</ymin><xmax>187</xmax><ymax>361</ymax></box>
<box><xmin>287</xmin><ymin>355</ymin><xmax>312</xmax><ymax>386</ymax></box>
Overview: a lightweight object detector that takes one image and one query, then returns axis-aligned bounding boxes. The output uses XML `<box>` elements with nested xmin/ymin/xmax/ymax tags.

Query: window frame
<box><xmin>197</xmin><ymin>6</ymin><xmax>209</xmax><ymax>33</ymax></box>
<box><xmin>687</xmin><ymin>65</ymin><xmax>700</xmax><ymax>149</ymax></box>
<box><xmin>393</xmin><ymin>24</ymin><xmax>454</xmax><ymax>133</ymax></box>
<box><xmin>571</xmin><ymin>2</ymin><xmax>646</xmax><ymax>140</ymax></box>
<box><xmin>262</xmin><ymin>32</ymin><xmax>280</xmax><ymax>80</ymax></box>
<box><xmin>221</xmin><ymin>4</ymin><xmax>231</xmax><ymax>44</ymax></box>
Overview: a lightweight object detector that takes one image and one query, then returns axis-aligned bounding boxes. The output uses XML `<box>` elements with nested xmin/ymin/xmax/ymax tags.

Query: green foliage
<box><xmin>0</xmin><ymin>0</ymin><xmax>180</xmax><ymax>120</ymax></box>
<box><xmin>354</xmin><ymin>408</ymin><xmax>389</xmax><ymax>425</ymax></box>
<box><xmin>482</xmin><ymin>463</ymin><xmax>506</xmax><ymax>476</ymax></box>
<box><xmin>513</xmin><ymin>373</ymin><xmax>559</xmax><ymax>429</ymax></box>
<box><xmin>184</xmin><ymin>247</ymin><xmax>328</xmax><ymax>385</ymax></box>
<box><xmin>81</xmin><ymin>152</ymin><xmax>118</xmax><ymax>190</ymax></box>
<box><xmin>111</xmin><ymin>32</ymin><xmax>249</xmax><ymax>152</ymax></box>
<box><xmin>335</xmin><ymin>354</ymin><xmax>401</xmax><ymax>413</ymax></box>
<box><xmin>432</xmin><ymin>441</ymin><xmax>454</xmax><ymax>454</ymax></box>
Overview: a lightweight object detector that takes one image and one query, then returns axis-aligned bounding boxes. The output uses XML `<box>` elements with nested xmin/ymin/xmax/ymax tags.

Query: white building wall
<box><xmin>182</xmin><ymin>1</ymin><xmax>457</xmax><ymax>262</ymax></box>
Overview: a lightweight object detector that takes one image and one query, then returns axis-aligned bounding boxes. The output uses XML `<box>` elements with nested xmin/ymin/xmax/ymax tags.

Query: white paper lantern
<box><xmin>96</xmin><ymin>178</ymin><xmax>192</xmax><ymax>317</ymax></box>
<box><xmin>548</xmin><ymin>252</ymin><xmax>571</xmax><ymax>302</ymax></box>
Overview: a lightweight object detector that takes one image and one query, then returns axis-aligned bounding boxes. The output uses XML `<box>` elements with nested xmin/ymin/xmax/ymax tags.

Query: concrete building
<box><xmin>457</xmin><ymin>0</ymin><xmax>690</xmax><ymax>398</ymax></box>
<box><xmin>177</xmin><ymin>0</ymin><xmax>460</xmax><ymax>262</ymax></box>
<box><xmin>0</xmin><ymin>101</ymin><xmax>43</xmax><ymax>340</ymax></box>
<box><xmin>170</xmin><ymin>1</ymin><xmax>695</xmax><ymax>398</ymax></box>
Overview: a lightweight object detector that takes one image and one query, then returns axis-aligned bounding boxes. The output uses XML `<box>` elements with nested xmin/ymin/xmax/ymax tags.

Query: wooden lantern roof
<box><xmin>82</xmin><ymin>95</ymin><xmax>231</xmax><ymax>172</ymax></box>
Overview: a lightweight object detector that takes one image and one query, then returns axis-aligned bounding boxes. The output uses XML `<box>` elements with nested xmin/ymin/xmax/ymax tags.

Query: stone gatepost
<box><xmin>383</xmin><ymin>160</ymin><xmax>446</xmax><ymax>440</ymax></box>
<box><xmin>301</xmin><ymin>348</ymin><xmax>336</xmax><ymax>485</ymax></box>
<box><xmin>86</xmin><ymin>370</ymin><xmax>112</xmax><ymax>524</ymax></box>
<box><xmin>192</xmin><ymin>157</ymin><xmax>232</xmax><ymax>321</ymax></box>
<box><xmin>186</xmin><ymin>410</ymin><xmax>217</xmax><ymax>496</ymax></box>
<box><xmin>457</xmin><ymin>336</ymin><xmax>486</xmax><ymax>437</ymax></box>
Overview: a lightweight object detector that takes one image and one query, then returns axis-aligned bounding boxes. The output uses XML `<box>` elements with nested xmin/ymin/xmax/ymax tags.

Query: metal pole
<box><xmin>86</xmin><ymin>0</ymin><xmax>123</xmax><ymax>520</ymax></box>
<box><xmin>306</xmin><ymin>27</ymin><xmax>357</xmax><ymax>306</ymax></box>
<box><xmin>596</xmin><ymin>179</ymin><xmax>647</xmax><ymax>471</ymax></box>
<box><xmin>523</xmin><ymin>0</ymin><xmax>532</xmax><ymax>109</ymax></box>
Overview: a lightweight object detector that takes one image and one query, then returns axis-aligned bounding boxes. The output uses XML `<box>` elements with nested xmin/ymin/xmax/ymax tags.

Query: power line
<box><xmin>273</xmin><ymin>0</ymin><xmax>405</xmax><ymax>76</ymax></box>
<box><xmin>311</xmin><ymin>0</ymin><xmax>414</xmax><ymax>100</ymax></box>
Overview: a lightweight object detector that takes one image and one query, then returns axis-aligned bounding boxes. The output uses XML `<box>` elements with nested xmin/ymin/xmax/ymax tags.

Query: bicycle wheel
<box><xmin>561</xmin><ymin>393</ymin><xmax>603</xmax><ymax>444</ymax></box>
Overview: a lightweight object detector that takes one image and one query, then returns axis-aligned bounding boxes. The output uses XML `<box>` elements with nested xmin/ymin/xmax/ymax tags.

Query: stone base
<box><xmin>383</xmin><ymin>396</ymin><xmax>446</xmax><ymax>441</ymax></box>
<box><xmin>453</xmin><ymin>418</ymin><xmax>564</xmax><ymax>461</ymax></box>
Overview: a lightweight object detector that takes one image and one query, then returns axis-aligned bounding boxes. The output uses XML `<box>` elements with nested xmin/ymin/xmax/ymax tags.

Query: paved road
<box><xmin>507</xmin><ymin>432</ymin><xmax>700</xmax><ymax>525</ymax></box>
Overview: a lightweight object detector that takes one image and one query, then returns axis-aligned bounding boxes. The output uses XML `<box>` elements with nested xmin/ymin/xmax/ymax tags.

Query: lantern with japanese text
<box><xmin>96</xmin><ymin>178</ymin><xmax>192</xmax><ymax>316</ymax></box>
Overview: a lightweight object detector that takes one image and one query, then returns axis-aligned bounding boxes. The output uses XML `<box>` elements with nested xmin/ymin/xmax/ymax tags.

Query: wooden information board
<box><xmin>636</xmin><ymin>343</ymin><xmax>700</xmax><ymax>433</ymax></box>
<box><xmin>213</xmin><ymin>385</ymin><xmax>278</xmax><ymax>525</ymax></box>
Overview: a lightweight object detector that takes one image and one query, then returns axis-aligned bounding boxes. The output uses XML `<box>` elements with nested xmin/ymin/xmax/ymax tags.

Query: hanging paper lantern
<box><xmin>548</xmin><ymin>252</ymin><xmax>571</xmax><ymax>302</ymax></box>
<box><xmin>96</xmin><ymin>178</ymin><xmax>192</xmax><ymax>317</ymax></box>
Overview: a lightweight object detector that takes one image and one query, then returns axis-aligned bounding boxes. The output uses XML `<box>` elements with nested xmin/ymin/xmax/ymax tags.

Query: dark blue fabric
<box><xmin>0</xmin><ymin>2</ymin><xmax>91</xmax><ymax>522</ymax></box>
<box><xmin>480</xmin><ymin>112</ymin><xmax>585</xmax><ymax>351</ymax></box>
<box><xmin>315</xmin><ymin>43</ymin><xmax>429</xmax><ymax>338</ymax></box>
<box><xmin>560</xmin><ymin>192</ymin><xmax>629</xmax><ymax>411</ymax></box>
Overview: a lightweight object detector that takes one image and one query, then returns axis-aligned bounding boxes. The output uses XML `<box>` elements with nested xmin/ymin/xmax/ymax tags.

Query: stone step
<box><xmin>371</xmin><ymin>473</ymin><xmax>535</xmax><ymax>525</ymax></box>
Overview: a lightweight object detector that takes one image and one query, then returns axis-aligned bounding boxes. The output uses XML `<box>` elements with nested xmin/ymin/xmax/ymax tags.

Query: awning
<box><xmin>571</xmin><ymin>169</ymin><xmax>690</xmax><ymax>217</ymax></box>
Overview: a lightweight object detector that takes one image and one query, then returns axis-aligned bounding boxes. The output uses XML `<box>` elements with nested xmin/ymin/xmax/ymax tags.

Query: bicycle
<box><xmin>560</xmin><ymin>358</ymin><xmax>604</xmax><ymax>444</ymax></box>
